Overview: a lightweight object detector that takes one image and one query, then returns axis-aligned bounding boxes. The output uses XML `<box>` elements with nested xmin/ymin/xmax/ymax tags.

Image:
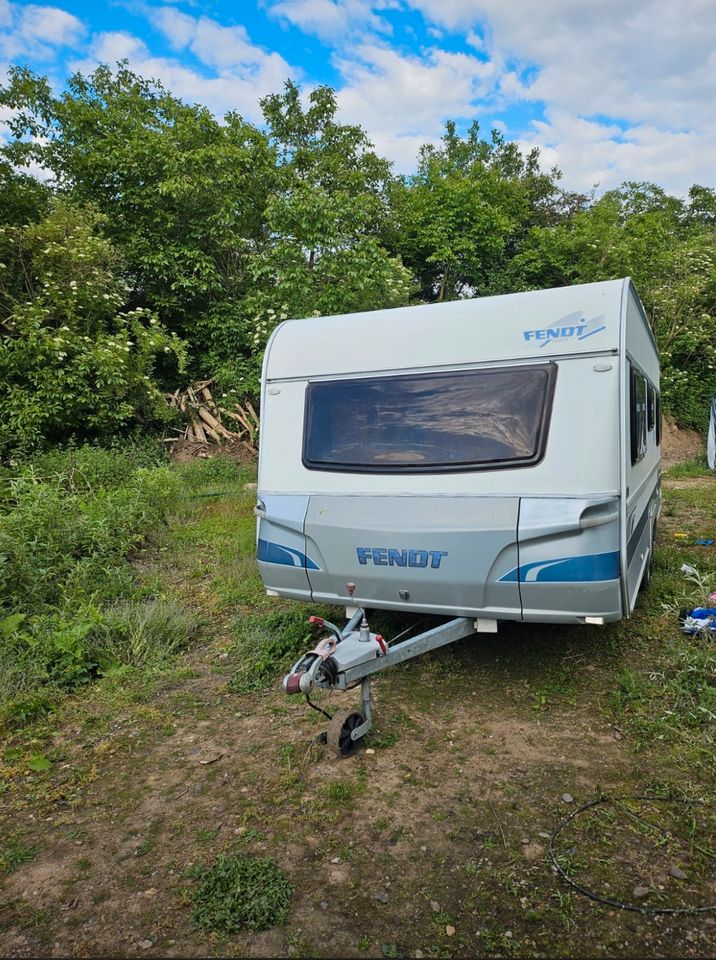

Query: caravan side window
<box><xmin>303</xmin><ymin>364</ymin><xmax>556</xmax><ymax>473</ymax></box>
<box><xmin>629</xmin><ymin>365</ymin><xmax>648</xmax><ymax>465</ymax></box>
<box><xmin>647</xmin><ymin>385</ymin><xmax>656</xmax><ymax>433</ymax></box>
<box><xmin>655</xmin><ymin>391</ymin><xmax>661</xmax><ymax>446</ymax></box>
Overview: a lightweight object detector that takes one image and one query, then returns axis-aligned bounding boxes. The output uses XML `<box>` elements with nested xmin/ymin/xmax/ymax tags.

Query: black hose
<box><xmin>549</xmin><ymin>794</ymin><xmax>716</xmax><ymax>914</ymax></box>
<box><xmin>305</xmin><ymin>694</ymin><xmax>332</xmax><ymax>721</ymax></box>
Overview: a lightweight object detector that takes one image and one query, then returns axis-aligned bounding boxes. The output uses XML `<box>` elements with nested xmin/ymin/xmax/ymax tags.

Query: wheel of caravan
<box><xmin>327</xmin><ymin>709</ymin><xmax>365</xmax><ymax>758</ymax></box>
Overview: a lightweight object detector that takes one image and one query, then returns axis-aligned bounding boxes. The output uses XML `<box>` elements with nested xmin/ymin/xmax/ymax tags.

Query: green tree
<box><xmin>0</xmin><ymin>200</ymin><xmax>185</xmax><ymax>453</ymax></box>
<box><xmin>209</xmin><ymin>82</ymin><xmax>412</xmax><ymax>393</ymax></box>
<box><xmin>0</xmin><ymin>63</ymin><xmax>274</xmax><ymax>354</ymax></box>
<box><xmin>387</xmin><ymin>121</ymin><xmax>568</xmax><ymax>302</ymax></box>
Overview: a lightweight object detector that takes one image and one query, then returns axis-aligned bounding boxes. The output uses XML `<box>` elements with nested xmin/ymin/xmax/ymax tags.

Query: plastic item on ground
<box><xmin>673</xmin><ymin>532</ymin><xmax>688</xmax><ymax>540</ymax></box>
<box><xmin>679</xmin><ymin>607</ymin><xmax>716</xmax><ymax>635</ymax></box>
<box><xmin>695</xmin><ymin>538</ymin><xmax>714</xmax><ymax>546</ymax></box>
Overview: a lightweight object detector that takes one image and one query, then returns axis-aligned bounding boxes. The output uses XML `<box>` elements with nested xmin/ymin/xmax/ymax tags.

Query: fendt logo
<box><xmin>356</xmin><ymin>547</ymin><xmax>448</xmax><ymax>569</ymax></box>
<box><xmin>523</xmin><ymin>312</ymin><xmax>606</xmax><ymax>348</ymax></box>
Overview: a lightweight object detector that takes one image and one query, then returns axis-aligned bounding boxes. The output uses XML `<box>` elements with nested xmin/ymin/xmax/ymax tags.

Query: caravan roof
<box><xmin>264</xmin><ymin>278</ymin><xmax>636</xmax><ymax>381</ymax></box>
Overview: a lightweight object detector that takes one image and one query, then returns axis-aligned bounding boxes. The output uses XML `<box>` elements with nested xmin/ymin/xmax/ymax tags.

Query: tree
<box><xmin>0</xmin><ymin>63</ymin><xmax>274</xmax><ymax>353</ymax></box>
<box><xmin>0</xmin><ymin>200</ymin><xmax>185</xmax><ymax>453</ymax></box>
<box><xmin>209</xmin><ymin>82</ymin><xmax>412</xmax><ymax>393</ymax></box>
<box><xmin>386</xmin><ymin>121</ymin><xmax>568</xmax><ymax>302</ymax></box>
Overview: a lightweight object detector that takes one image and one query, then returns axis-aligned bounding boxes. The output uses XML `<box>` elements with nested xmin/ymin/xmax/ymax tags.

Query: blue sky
<box><xmin>1</xmin><ymin>0</ymin><xmax>714</xmax><ymax>194</ymax></box>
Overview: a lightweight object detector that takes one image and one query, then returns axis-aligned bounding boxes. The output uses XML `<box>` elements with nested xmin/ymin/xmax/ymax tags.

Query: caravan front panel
<box><xmin>304</xmin><ymin>495</ymin><xmax>521</xmax><ymax>618</ymax></box>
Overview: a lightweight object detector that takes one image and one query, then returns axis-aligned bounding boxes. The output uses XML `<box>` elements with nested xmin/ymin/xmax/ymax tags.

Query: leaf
<box><xmin>28</xmin><ymin>754</ymin><xmax>52</xmax><ymax>772</ymax></box>
<box><xmin>98</xmin><ymin>660</ymin><xmax>130</xmax><ymax>678</ymax></box>
<box><xmin>0</xmin><ymin>614</ymin><xmax>26</xmax><ymax>638</ymax></box>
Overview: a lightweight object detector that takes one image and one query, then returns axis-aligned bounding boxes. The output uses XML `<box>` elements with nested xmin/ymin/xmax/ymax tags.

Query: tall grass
<box><xmin>0</xmin><ymin>444</ymin><xmax>200</xmax><ymax>721</ymax></box>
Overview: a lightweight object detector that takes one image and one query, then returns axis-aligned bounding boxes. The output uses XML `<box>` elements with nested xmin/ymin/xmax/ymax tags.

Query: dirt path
<box><xmin>1</xmin><ymin>475</ymin><xmax>715</xmax><ymax>959</ymax></box>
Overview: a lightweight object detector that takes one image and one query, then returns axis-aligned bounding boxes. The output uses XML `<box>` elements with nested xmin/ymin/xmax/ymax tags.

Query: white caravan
<box><xmin>256</xmin><ymin>278</ymin><xmax>661</xmax><ymax>628</ymax></box>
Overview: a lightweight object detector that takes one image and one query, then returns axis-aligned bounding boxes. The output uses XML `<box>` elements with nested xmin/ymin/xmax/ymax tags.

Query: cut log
<box><xmin>197</xmin><ymin>405</ymin><xmax>222</xmax><ymax>432</ymax></box>
<box><xmin>189</xmin><ymin>416</ymin><xmax>208</xmax><ymax>444</ymax></box>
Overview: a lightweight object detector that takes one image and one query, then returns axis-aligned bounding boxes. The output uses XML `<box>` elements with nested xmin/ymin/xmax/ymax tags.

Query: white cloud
<box><xmin>520</xmin><ymin>109</ymin><xmax>716</xmax><ymax>195</ymax></box>
<box><xmin>265</xmin><ymin>0</ymin><xmax>396</xmax><ymax>42</ymax></box>
<box><xmin>149</xmin><ymin>7</ymin><xmax>286</xmax><ymax>73</ymax></box>
<box><xmin>20</xmin><ymin>5</ymin><xmax>85</xmax><ymax>47</ymax></box>
<box><xmin>403</xmin><ymin>0</ymin><xmax>716</xmax><ymax>127</ymax></box>
<box><xmin>0</xmin><ymin>1</ymin><xmax>85</xmax><ymax>62</ymax></box>
<box><xmin>397</xmin><ymin>0</ymin><xmax>716</xmax><ymax>192</ymax></box>
<box><xmin>335</xmin><ymin>43</ymin><xmax>500</xmax><ymax>171</ymax></box>
<box><xmin>72</xmin><ymin>14</ymin><xmax>297</xmax><ymax>123</ymax></box>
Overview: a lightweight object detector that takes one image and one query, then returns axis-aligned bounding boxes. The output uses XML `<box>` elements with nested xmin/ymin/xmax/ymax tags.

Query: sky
<box><xmin>1</xmin><ymin>0</ymin><xmax>714</xmax><ymax>195</ymax></box>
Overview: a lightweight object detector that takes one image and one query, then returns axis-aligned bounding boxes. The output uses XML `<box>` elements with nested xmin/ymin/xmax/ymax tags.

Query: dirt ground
<box><xmin>1</xmin><ymin>466</ymin><xmax>715</xmax><ymax>959</ymax></box>
<box><xmin>661</xmin><ymin>417</ymin><xmax>704</xmax><ymax>468</ymax></box>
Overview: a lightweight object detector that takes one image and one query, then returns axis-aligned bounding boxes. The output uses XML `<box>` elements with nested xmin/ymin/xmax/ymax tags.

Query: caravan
<box><xmin>256</xmin><ymin>278</ymin><xmax>660</xmax><ymax>627</ymax></box>
<box><xmin>256</xmin><ymin>278</ymin><xmax>661</xmax><ymax>752</ymax></box>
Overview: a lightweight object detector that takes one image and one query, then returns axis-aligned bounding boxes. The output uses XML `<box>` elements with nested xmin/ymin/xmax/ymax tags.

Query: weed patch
<box><xmin>0</xmin><ymin>837</ymin><xmax>38</xmax><ymax>876</ymax></box>
<box><xmin>228</xmin><ymin>609</ymin><xmax>317</xmax><ymax>693</ymax></box>
<box><xmin>0</xmin><ymin>445</ymin><xmax>205</xmax><ymax>718</ymax></box>
<box><xmin>190</xmin><ymin>853</ymin><xmax>291</xmax><ymax>932</ymax></box>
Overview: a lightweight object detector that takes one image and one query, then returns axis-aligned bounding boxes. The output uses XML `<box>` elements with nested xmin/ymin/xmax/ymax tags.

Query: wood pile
<box><xmin>165</xmin><ymin>380</ymin><xmax>259</xmax><ymax>451</ymax></box>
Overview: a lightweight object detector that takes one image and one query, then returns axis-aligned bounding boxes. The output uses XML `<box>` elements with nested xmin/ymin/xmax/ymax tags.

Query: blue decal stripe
<box><xmin>257</xmin><ymin>538</ymin><xmax>319</xmax><ymax>570</ymax></box>
<box><xmin>578</xmin><ymin>324</ymin><xmax>607</xmax><ymax>341</ymax></box>
<box><xmin>500</xmin><ymin>551</ymin><xmax>620</xmax><ymax>583</ymax></box>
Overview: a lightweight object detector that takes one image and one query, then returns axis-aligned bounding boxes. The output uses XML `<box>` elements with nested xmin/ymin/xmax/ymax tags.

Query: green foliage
<box><xmin>0</xmin><ymin>200</ymin><xmax>186</xmax><ymax>453</ymax></box>
<box><xmin>190</xmin><ymin>853</ymin><xmax>292</xmax><ymax>932</ymax></box>
<box><xmin>0</xmin><ymin>445</ymin><xmax>195</xmax><ymax>709</ymax></box>
<box><xmin>228</xmin><ymin>609</ymin><xmax>315</xmax><ymax>693</ymax></box>
<box><xmin>0</xmin><ymin>63</ymin><xmax>273</xmax><ymax>344</ymax></box>
<box><xmin>0</xmin><ymin>837</ymin><xmax>39</xmax><ymax>875</ymax></box>
<box><xmin>387</xmin><ymin>120</ymin><xmax>567</xmax><ymax>302</ymax></box>
<box><xmin>209</xmin><ymin>82</ymin><xmax>412</xmax><ymax>394</ymax></box>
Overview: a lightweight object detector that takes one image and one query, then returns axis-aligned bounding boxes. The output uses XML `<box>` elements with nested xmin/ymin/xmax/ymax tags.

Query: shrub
<box><xmin>0</xmin><ymin>201</ymin><xmax>186</xmax><ymax>456</ymax></box>
<box><xmin>0</xmin><ymin>445</ymin><xmax>193</xmax><ymax>709</ymax></box>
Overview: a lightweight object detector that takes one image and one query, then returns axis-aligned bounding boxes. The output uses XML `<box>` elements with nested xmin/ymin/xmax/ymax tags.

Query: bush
<box><xmin>0</xmin><ymin>201</ymin><xmax>186</xmax><ymax>456</ymax></box>
<box><xmin>0</xmin><ymin>445</ymin><xmax>195</xmax><ymax>710</ymax></box>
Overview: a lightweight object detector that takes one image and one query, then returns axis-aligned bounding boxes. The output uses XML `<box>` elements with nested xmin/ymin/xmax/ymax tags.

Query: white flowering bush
<box><xmin>0</xmin><ymin>201</ymin><xmax>186</xmax><ymax>454</ymax></box>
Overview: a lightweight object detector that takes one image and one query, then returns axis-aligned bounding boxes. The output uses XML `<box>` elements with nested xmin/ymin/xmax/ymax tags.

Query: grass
<box><xmin>228</xmin><ymin>609</ymin><xmax>320</xmax><ymax>693</ymax></box>
<box><xmin>190</xmin><ymin>853</ymin><xmax>292</xmax><ymax>933</ymax></box>
<box><xmin>0</xmin><ymin>445</ymin><xmax>248</xmax><ymax>726</ymax></box>
<box><xmin>1</xmin><ymin>445</ymin><xmax>715</xmax><ymax>958</ymax></box>
<box><xmin>0</xmin><ymin>837</ymin><xmax>38</xmax><ymax>876</ymax></box>
<box><xmin>663</xmin><ymin>457</ymin><xmax>711</xmax><ymax>478</ymax></box>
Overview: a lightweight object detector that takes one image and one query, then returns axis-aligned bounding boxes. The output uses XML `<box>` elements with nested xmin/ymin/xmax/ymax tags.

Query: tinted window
<box><xmin>630</xmin><ymin>366</ymin><xmax>648</xmax><ymax>465</ymax></box>
<box><xmin>656</xmin><ymin>392</ymin><xmax>661</xmax><ymax>446</ymax></box>
<box><xmin>303</xmin><ymin>364</ymin><xmax>556</xmax><ymax>473</ymax></box>
<box><xmin>647</xmin><ymin>385</ymin><xmax>656</xmax><ymax>432</ymax></box>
